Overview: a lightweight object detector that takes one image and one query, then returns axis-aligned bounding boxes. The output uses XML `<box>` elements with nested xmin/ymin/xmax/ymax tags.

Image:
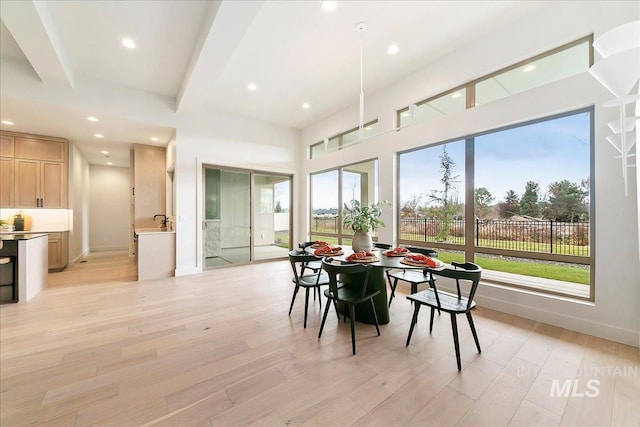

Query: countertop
<box><xmin>0</xmin><ymin>230</ymin><xmax>69</xmax><ymax>234</ymax></box>
<box><xmin>135</xmin><ymin>228</ymin><xmax>175</xmax><ymax>235</ymax></box>
<box><xmin>0</xmin><ymin>233</ymin><xmax>48</xmax><ymax>241</ymax></box>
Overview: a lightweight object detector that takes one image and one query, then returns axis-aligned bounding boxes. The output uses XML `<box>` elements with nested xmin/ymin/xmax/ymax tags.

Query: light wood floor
<box><xmin>1</xmin><ymin>255</ymin><xmax>638</xmax><ymax>426</ymax></box>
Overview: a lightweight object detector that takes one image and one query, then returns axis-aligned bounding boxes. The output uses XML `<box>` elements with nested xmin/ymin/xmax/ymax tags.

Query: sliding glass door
<box><xmin>203</xmin><ymin>166</ymin><xmax>291</xmax><ymax>268</ymax></box>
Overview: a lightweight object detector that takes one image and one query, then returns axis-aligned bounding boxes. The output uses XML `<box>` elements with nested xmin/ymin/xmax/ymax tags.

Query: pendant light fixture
<box><xmin>325</xmin><ymin>22</ymin><xmax>417</xmax><ymax>151</ymax></box>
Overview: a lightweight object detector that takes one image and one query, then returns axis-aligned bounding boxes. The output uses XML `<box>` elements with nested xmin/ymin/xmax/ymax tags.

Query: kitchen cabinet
<box><xmin>0</xmin><ymin>132</ymin><xmax>68</xmax><ymax>209</ymax></box>
<box><xmin>48</xmin><ymin>232</ymin><xmax>69</xmax><ymax>272</ymax></box>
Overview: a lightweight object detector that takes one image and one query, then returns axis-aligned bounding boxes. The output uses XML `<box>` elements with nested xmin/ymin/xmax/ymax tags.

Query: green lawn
<box><xmin>435</xmin><ymin>251</ymin><xmax>590</xmax><ymax>285</ymax></box>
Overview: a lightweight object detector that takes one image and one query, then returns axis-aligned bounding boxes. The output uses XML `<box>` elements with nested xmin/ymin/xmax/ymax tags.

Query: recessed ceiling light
<box><xmin>247</xmin><ymin>83</ymin><xmax>257</xmax><ymax>91</ymax></box>
<box><xmin>150</xmin><ymin>137</ymin><xmax>159</xmax><ymax>142</ymax></box>
<box><xmin>1</xmin><ymin>120</ymin><xmax>14</xmax><ymax>125</ymax></box>
<box><xmin>451</xmin><ymin>92</ymin><xmax>462</xmax><ymax>99</ymax></box>
<box><xmin>87</xmin><ymin>116</ymin><xmax>99</xmax><ymax>122</ymax></box>
<box><xmin>100</xmin><ymin>150</ymin><xmax>109</xmax><ymax>155</ymax></box>
<box><xmin>523</xmin><ymin>64</ymin><xmax>536</xmax><ymax>72</ymax></box>
<box><xmin>321</xmin><ymin>1</ymin><xmax>337</xmax><ymax>12</ymax></box>
<box><xmin>94</xmin><ymin>134</ymin><xmax>104</xmax><ymax>138</ymax></box>
<box><xmin>121</xmin><ymin>38</ymin><xmax>136</xmax><ymax>49</ymax></box>
<box><xmin>387</xmin><ymin>45</ymin><xmax>399</xmax><ymax>55</ymax></box>
<box><xmin>302</xmin><ymin>103</ymin><xmax>310</xmax><ymax>109</ymax></box>
<box><xmin>107</xmin><ymin>162</ymin><xmax>113</xmax><ymax>166</ymax></box>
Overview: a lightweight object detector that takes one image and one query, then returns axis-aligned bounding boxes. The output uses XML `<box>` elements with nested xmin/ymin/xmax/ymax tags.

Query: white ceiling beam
<box><xmin>176</xmin><ymin>0</ymin><xmax>263</xmax><ymax>114</ymax></box>
<box><xmin>0</xmin><ymin>0</ymin><xmax>74</xmax><ymax>88</ymax></box>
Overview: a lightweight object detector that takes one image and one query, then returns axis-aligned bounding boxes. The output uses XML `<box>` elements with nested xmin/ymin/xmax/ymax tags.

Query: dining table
<box><xmin>305</xmin><ymin>245</ymin><xmax>447</xmax><ymax>325</ymax></box>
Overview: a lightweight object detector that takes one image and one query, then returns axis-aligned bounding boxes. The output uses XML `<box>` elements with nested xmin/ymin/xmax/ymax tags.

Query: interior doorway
<box><xmin>202</xmin><ymin>166</ymin><xmax>291</xmax><ymax>268</ymax></box>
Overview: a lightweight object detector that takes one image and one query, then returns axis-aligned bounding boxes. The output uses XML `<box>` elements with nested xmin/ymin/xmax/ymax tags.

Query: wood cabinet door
<box><xmin>14</xmin><ymin>159</ymin><xmax>40</xmax><ymax>208</ymax></box>
<box><xmin>41</xmin><ymin>161</ymin><xmax>66</xmax><ymax>208</ymax></box>
<box><xmin>0</xmin><ymin>135</ymin><xmax>14</xmax><ymax>157</ymax></box>
<box><xmin>0</xmin><ymin>158</ymin><xmax>14</xmax><ymax>207</ymax></box>
<box><xmin>14</xmin><ymin>137</ymin><xmax>66</xmax><ymax>162</ymax></box>
<box><xmin>48</xmin><ymin>234</ymin><xmax>62</xmax><ymax>270</ymax></box>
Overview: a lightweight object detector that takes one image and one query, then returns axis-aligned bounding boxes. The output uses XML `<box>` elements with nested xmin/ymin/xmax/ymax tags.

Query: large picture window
<box><xmin>310</xmin><ymin>159</ymin><xmax>378</xmax><ymax>244</ymax></box>
<box><xmin>398</xmin><ymin>109</ymin><xmax>593</xmax><ymax>299</ymax></box>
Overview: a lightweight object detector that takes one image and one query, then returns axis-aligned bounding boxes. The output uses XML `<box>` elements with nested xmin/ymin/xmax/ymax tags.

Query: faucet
<box><xmin>153</xmin><ymin>214</ymin><xmax>168</xmax><ymax>228</ymax></box>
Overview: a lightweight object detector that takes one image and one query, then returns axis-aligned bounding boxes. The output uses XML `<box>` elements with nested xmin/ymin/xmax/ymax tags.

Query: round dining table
<box><xmin>305</xmin><ymin>246</ymin><xmax>446</xmax><ymax>325</ymax></box>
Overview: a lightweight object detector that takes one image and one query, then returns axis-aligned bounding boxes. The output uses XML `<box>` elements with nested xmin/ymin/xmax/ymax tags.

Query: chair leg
<box><xmin>388</xmin><ymin>278</ymin><xmax>399</xmax><ymax>307</ymax></box>
<box><xmin>303</xmin><ymin>288</ymin><xmax>310</xmax><ymax>328</ymax></box>
<box><xmin>429</xmin><ymin>307</ymin><xmax>435</xmax><ymax>333</ymax></box>
<box><xmin>315</xmin><ymin>287</ymin><xmax>322</xmax><ymax>310</ymax></box>
<box><xmin>288</xmin><ymin>285</ymin><xmax>299</xmax><ymax>316</ymax></box>
<box><xmin>466</xmin><ymin>311</ymin><xmax>481</xmax><ymax>353</ymax></box>
<box><xmin>450</xmin><ymin>313</ymin><xmax>461</xmax><ymax>371</ymax></box>
<box><xmin>349</xmin><ymin>304</ymin><xmax>356</xmax><ymax>355</ymax></box>
<box><xmin>318</xmin><ymin>296</ymin><xmax>331</xmax><ymax>339</ymax></box>
<box><xmin>370</xmin><ymin>299</ymin><xmax>380</xmax><ymax>336</ymax></box>
<box><xmin>333</xmin><ymin>298</ymin><xmax>340</xmax><ymax>319</ymax></box>
<box><xmin>405</xmin><ymin>303</ymin><xmax>421</xmax><ymax>346</ymax></box>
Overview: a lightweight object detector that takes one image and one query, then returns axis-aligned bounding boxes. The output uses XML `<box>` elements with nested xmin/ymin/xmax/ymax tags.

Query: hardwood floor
<box><xmin>1</xmin><ymin>255</ymin><xmax>638</xmax><ymax>426</ymax></box>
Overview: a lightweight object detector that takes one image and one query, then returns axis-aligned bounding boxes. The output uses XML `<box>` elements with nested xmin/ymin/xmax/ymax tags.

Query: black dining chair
<box><xmin>288</xmin><ymin>250</ymin><xmax>330</xmax><ymax>328</ymax></box>
<box><xmin>298</xmin><ymin>242</ymin><xmax>322</xmax><ymax>275</ymax></box>
<box><xmin>319</xmin><ymin>258</ymin><xmax>380</xmax><ymax>355</ymax></box>
<box><xmin>387</xmin><ymin>246</ymin><xmax>438</xmax><ymax>306</ymax></box>
<box><xmin>405</xmin><ymin>261</ymin><xmax>483</xmax><ymax>371</ymax></box>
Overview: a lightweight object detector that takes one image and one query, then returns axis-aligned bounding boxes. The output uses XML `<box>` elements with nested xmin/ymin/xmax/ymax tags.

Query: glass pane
<box><xmin>311</xmin><ymin>170</ymin><xmax>339</xmax><ymax>235</ymax></box>
<box><xmin>474</xmin><ymin>111</ymin><xmax>591</xmax><ymax>295</ymax></box>
<box><xmin>253</xmin><ymin>174</ymin><xmax>291</xmax><ymax>261</ymax></box>
<box><xmin>400</xmin><ymin>88</ymin><xmax>466</xmax><ymax>127</ymax></box>
<box><xmin>398</xmin><ymin>141</ymin><xmax>466</xmax><ymax>245</ymax></box>
<box><xmin>204</xmin><ymin>169</ymin><xmax>251</xmax><ymax>267</ymax></box>
<box><xmin>476</xmin><ymin>41</ymin><xmax>589</xmax><ymax>106</ymax></box>
<box><xmin>310</xmin><ymin>142</ymin><xmax>324</xmax><ymax>159</ymax></box>
<box><xmin>342</xmin><ymin>159</ymin><xmax>378</xmax><ymax>236</ymax></box>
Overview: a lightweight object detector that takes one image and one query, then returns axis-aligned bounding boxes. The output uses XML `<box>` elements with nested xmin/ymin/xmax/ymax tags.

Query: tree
<box><xmin>474</xmin><ymin>187</ymin><xmax>494</xmax><ymax>219</ymax></box>
<box><xmin>520</xmin><ymin>181</ymin><xmax>541</xmax><ymax>218</ymax></box>
<box><xmin>274</xmin><ymin>201</ymin><xmax>282</xmax><ymax>213</ymax></box>
<box><xmin>428</xmin><ymin>146</ymin><xmax>460</xmax><ymax>241</ymax></box>
<box><xmin>544</xmin><ymin>179</ymin><xmax>589</xmax><ymax>222</ymax></box>
<box><xmin>400</xmin><ymin>195</ymin><xmax>421</xmax><ymax>218</ymax></box>
<box><xmin>497</xmin><ymin>189</ymin><xmax>519</xmax><ymax>218</ymax></box>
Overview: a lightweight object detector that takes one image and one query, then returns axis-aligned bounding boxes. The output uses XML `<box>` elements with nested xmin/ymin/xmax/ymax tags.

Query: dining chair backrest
<box><xmin>298</xmin><ymin>241</ymin><xmax>315</xmax><ymax>249</ymax></box>
<box><xmin>321</xmin><ymin>258</ymin><xmax>372</xmax><ymax>299</ymax></box>
<box><xmin>430</xmin><ymin>261</ymin><xmax>482</xmax><ymax>310</ymax></box>
<box><xmin>405</xmin><ymin>246</ymin><xmax>438</xmax><ymax>257</ymax></box>
<box><xmin>289</xmin><ymin>250</ymin><xmax>323</xmax><ymax>284</ymax></box>
<box><xmin>374</xmin><ymin>242</ymin><xmax>392</xmax><ymax>250</ymax></box>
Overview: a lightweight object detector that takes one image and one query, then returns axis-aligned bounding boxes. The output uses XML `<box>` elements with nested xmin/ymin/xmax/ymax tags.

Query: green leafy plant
<box><xmin>342</xmin><ymin>200</ymin><xmax>389</xmax><ymax>233</ymax></box>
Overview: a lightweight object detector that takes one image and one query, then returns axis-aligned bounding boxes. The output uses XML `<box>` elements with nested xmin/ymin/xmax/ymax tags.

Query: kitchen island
<box><xmin>0</xmin><ymin>233</ymin><xmax>48</xmax><ymax>302</ymax></box>
<box><xmin>135</xmin><ymin>228</ymin><xmax>176</xmax><ymax>281</ymax></box>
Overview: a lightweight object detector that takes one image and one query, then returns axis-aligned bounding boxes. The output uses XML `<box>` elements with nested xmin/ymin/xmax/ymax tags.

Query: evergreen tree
<box><xmin>520</xmin><ymin>181</ymin><xmax>541</xmax><ymax>218</ymax></box>
<box><xmin>428</xmin><ymin>146</ymin><xmax>460</xmax><ymax>241</ymax></box>
<box><xmin>544</xmin><ymin>179</ymin><xmax>589</xmax><ymax>222</ymax></box>
<box><xmin>474</xmin><ymin>187</ymin><xmax>494</xmax><ymax>219</ymax></box>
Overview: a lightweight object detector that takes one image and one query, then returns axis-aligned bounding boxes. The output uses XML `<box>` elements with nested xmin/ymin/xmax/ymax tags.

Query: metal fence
<box><xmin>399</xmin><ymin>218</ymin><xmax>589</xmax><ymax>256</ymax></box>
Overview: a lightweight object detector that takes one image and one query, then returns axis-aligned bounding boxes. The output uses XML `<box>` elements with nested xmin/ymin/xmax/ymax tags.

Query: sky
<box><xmin>310</xmin><ymin>111</ymin><xmax>590</xmax><ymax>211</ymax></box>
<box><xmin>400</xmin><ymin>111</ymin><xmax>590</xmax><ymax>207</ymax></box>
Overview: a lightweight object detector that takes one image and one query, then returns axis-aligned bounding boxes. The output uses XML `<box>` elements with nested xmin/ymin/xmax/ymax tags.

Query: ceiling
<box><xmin>0</xmin><ymin>0</ymin><xmax>544</xmax><ymax>167</ymax></box>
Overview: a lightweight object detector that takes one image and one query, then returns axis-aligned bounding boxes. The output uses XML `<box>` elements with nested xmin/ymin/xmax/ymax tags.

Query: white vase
<box><xmin>352</xmin><ymin>231</ymin><xmax>373</xmax><ymax>252</ymax></box>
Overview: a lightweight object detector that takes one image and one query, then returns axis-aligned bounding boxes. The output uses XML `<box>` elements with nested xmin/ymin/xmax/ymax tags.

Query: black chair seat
<box><xmin>405</xmin><ymin>261</ymin><xmax>483</xmax><ymax>371</ymax></box>
<box><xmin>319</xmin><ymin>258</ymin><xmax>381</xmax><ymax>355</ymax></box>
<box><xmin>408</xmin><ymin>288</ymin><xmax>477</xmax><ymax>313</ymax></box>
<box><xmin>288</xmin><ymin>250</ymin><xmax>331</xmax><ymax>328</ymax></box>
<box><xmin>323</xmin><ymin>286</ymin><xmax>380</xmax><ymax>306</ymax></box>
<box><xmin>387</xmin><ymin>246</ymin><xmax>437</xmax><ymax>306</ymax></box>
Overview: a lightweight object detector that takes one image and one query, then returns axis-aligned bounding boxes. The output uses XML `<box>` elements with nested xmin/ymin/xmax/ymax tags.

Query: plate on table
<box><xmin>310</xmin><ymin>241</ymin><xmax>329</xmax><ymax>248</ymax></box>
<box><xmin>313</xmin><ymin>246</ymin><xmax>344</xmax><ymax>257</ymax></box>
<box><xmin>400</xmin><ymin>254</ymin><xmax>444</xmax><ymax>268</ymax></box>
<box><xmin>346</xmin><ymin>251</ymin><xmax>379</xmax><ymax>263</ymax></box>
<box><xmin>384</xmin><ymin>247</ymin><xmax>411</xmax><ymax>257</ymax></box>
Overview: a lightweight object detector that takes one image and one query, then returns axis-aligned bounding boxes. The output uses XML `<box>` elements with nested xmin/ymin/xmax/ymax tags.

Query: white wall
<box><xmin>70</xmin><ymin>144</ymin><xmax>90</xmax><ymax>261</ymax></box>
<box><xmin>89</xmin><ymin>165</ymin><xmax>130</xmax><ymax>252</ymax></box>
<box><xmin>301</xmin><ymin>2</ymin><xmax>640</xmax><ymax>346</ymax></box>
<box><xmin>174</xmin><ymin>107</ymin><xmax>300</xmax><ymax>275</ymax></box>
